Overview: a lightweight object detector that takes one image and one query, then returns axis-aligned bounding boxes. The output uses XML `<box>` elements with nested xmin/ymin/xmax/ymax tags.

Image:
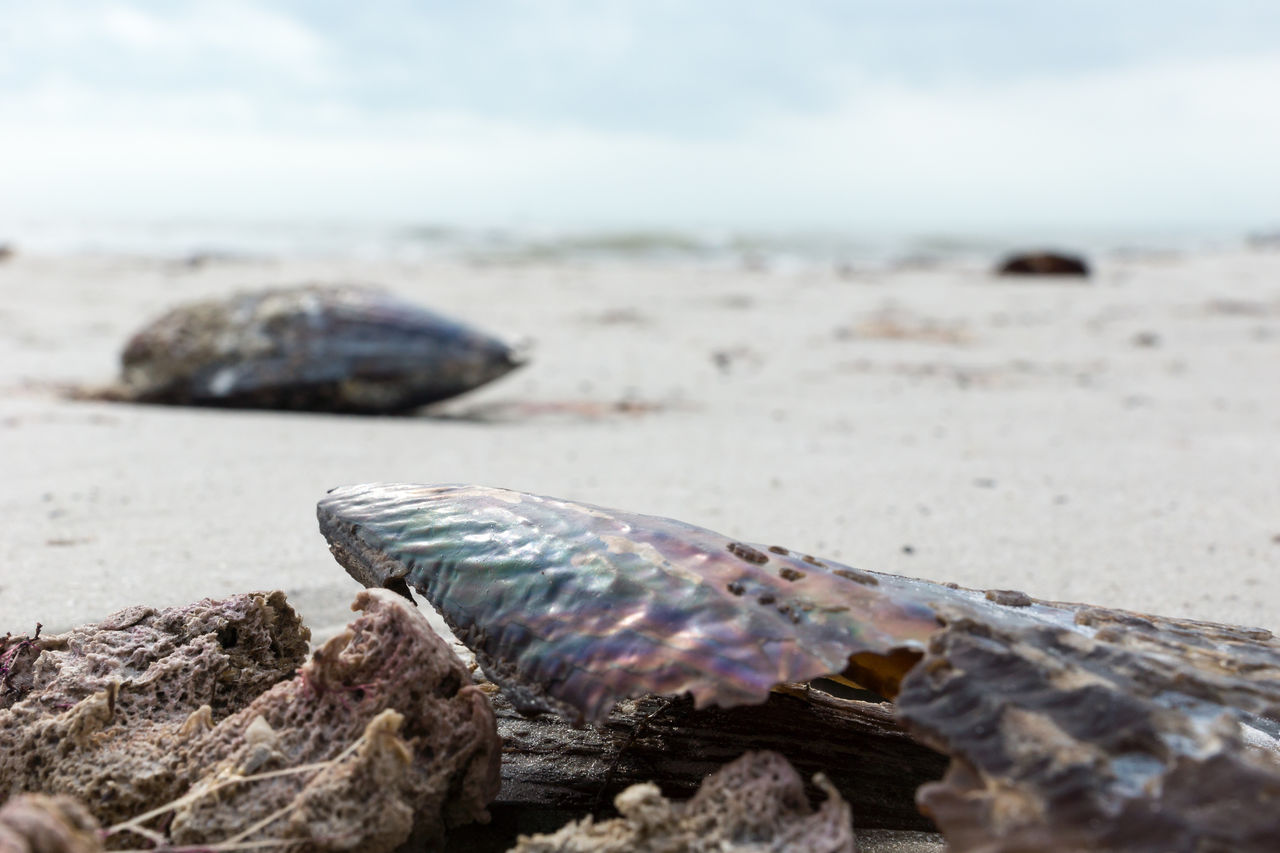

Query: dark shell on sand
<box><xmin>120</xmin><ymin>285</ymin><xmax>522</xmax><ymax>412</ymax></box>
<box><xmin>318</xmin><ymin>483</ymin><xmax>1280</xmax><ymax>852</ymax></box>
<box><xmin>995</xmin><ymin>251</ymin><xmax>1089</xmax><ymax>277</ymax></box>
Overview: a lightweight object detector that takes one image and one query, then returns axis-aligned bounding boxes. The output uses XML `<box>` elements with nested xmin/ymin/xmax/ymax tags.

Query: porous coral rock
<box><xmin>508</xmin><ymin>751</ymin><xmax>855</xmax><ymax>853</ymax></box>
<box><xmin>0</xmin><ymin>591</ymin><xmax>310</xmax><ymax>819</ymax></box>
<box><xmin>0</xmin><ymin>589</ymin><xmax>501</xmax><ymax>851</ymax></box>
<box><xmin>163</xmin><ymin>588</ymin><xmax>502</xmax><ymax>850</ymax></box>
<box><xmin>0</xmin><ymin>795</ymin><xmax>103</xmax><ymax>853</ymax></box>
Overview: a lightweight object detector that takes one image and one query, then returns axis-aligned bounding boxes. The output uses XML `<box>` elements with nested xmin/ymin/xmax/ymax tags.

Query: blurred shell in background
<box><xmin>116</xmin><ymin>284</ymin><xmax>523</xmax><ymax>413</ymax></box>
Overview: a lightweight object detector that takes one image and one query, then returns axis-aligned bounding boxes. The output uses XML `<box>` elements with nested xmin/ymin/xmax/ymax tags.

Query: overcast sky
<box><xmin>2</xmin><ymin>1</ymin><xmax>1279</xmax><ymax>233</ymax></box>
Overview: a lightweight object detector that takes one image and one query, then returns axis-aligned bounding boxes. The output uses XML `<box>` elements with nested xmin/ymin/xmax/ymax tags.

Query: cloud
<box><xmin>96</xmin><ymin>2</ymin><xmax>326</xmax><ymax>71</ymax></box>
<box><xmin>0</xmin><ymin>1</ymin><xmax>329</xmax><ymax>85</ymax></box>
<box><xmin>0</xmin><ymin>3</ymin><xmax>1278</xmax><ymax>232</ymax></box>
<box><xmin>744</xmin><ymin>54</ymin><xmax>1280</xmax><ymax>228</ymax></box>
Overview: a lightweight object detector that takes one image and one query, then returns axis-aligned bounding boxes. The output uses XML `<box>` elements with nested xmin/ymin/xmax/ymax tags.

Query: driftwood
<box><xmin>482</xmin><ymin>684</ymin><xmax>942</xmax><ymax>837</ymax></box>
<box><xmin>447</xmin><ymin>682</ymin><xmax>946</xmax><ymax>851</ymax></box>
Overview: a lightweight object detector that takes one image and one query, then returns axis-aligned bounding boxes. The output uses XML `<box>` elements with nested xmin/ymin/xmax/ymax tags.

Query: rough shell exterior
<box><xmin>318</xmin><ymin>483</ymin><xmax>1280</xmax><ymax>852</ymax></box>
<box><xmin>0</xmin><ymin>589</ymin><xmax>501</xmax><ymax>851</ymax></box>
<box><xmin>119</xmin><ymin>284</ymin><xmax>522</xmax><ymax>412</ymax></box>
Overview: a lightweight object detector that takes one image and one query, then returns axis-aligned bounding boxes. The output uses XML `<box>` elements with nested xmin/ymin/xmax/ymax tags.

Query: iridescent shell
<box><xmin>318</xmin><ymin>483</ymin><xmax>947</xmax><ymax>722</ymax></box>
<box><xmin>318</xmin><ymin>483</ymin><xmax>1280</xmax><ymax>851</ymax></box>
<box><xmin>119</xmin><ymin>285</ymin><xmax>522</xmax><ymax>412</ymax></box>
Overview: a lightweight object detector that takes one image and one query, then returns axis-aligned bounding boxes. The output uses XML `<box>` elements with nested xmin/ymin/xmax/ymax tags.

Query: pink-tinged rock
<box><xmin>1</xmin><ymin>589</ymin><xmax>501</xmax><ymax>852</ymax></box>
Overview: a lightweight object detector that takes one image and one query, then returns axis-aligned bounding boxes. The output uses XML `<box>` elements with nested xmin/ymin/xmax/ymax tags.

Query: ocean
<box><xmin>0</xmin><ymin>218</ymin><xmax>1262</xmax><ymax>273</ymax></box>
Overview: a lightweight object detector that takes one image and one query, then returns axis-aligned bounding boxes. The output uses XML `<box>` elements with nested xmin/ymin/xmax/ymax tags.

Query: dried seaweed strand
<box><xmin>0</xmin><ymin>623</ymin><xmax>42</xmax><ymax>701</ymax></box>
<box><xmin>117</xmin><ymin>839</ymin><xmax>302</xmax><ymax>852</ymax></box>
<box><xmin>106</xmin><ymin>732</ymin><xmax>366</xmax><ymax>845</ymax></box>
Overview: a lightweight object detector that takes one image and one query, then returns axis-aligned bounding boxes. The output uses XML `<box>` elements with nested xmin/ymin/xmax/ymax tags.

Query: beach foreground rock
<box><xmin>509</xmin><ymin>750</ymin><xmax>855</xmax><ymax>853</ymax></box>
<box><xmin>0</xmin><ymin>794</ymin><xmax>102</xmax><ymax>853</ymax></box>
<box><xmin>0</xmin><ymin>588</ymin><xmax>501</xmax><ymax>851</ymax></box>
<box><xmin>99</xmin><ymin>284</ymin><xmax>522</xmax><ymax>412</ymax></box>
<box><xmin>319</xmin><ymin>483</ymin><xmax>1280</xmax><ymax>852</ymax></box>
<box><xmin>0</xmin><ymin>590</ymin><xmax>310</xmax><ymax>823</ymax></box>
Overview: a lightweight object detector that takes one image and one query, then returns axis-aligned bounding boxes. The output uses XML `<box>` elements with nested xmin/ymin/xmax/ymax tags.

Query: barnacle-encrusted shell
<box><xmin>318</xmin><ymin>483</ymin><xmax>1280</xmax><ymax>852</ymax></box>
<box><xmin>120</xmin><ymin>285</ymin><xmax>522</xmax><ymax>412</ymax></box>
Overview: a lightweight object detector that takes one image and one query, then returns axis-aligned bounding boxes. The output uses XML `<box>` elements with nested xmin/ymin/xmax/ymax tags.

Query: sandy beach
<box><xmin>5</xmin><ymin>7</ymin><xmax>1278</xmax><ymax>849</ymax></box>
<box><xmin>2</xmin><ymin>247</ymin><xmax>1277</xmax><ymax>645</ymax></box>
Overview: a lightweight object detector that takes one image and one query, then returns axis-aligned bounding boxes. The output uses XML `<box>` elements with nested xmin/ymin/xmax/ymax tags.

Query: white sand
<box><xmin>1</xmin><ymin>249</ymin><xmax>1278</xmax><ymax>645</ymax></box>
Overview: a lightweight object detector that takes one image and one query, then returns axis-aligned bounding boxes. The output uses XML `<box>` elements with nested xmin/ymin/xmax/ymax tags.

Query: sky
<box><xmin>2</xmin><ymin>1</ymin><xmax>1279</xmax><ymax>235</ymax></box>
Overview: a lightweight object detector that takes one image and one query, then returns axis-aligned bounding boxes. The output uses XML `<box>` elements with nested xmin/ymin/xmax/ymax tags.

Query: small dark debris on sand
<box><xmin>996</xmin><ymin>251</ymin><xmax>1090</xmax><ymax>277</ymax></box>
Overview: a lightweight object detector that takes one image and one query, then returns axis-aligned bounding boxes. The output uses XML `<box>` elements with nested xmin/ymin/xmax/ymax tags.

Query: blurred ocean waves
<box><xmin>0</xmin><ymin>218</ymin><xmax>1261</xmax><ymax>273</ymax></box>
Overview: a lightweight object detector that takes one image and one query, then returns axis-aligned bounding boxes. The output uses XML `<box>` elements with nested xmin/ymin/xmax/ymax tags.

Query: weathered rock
<box><xmin>508</xmin><ymin>751</ymin><xmax>855</xmax><ymax>853</ymax></box>
<box><xmin>104</xmin><ymin>284</ymin><xmax>522</xmax><ymax>412</ymax></box>
<box><xmin>1</xmin><ymin>589</ymin><xmax>501</xmax><ymax>851</ymax></box>
<box><xmin>995</xmin><ymin>252</ymin><xmax>1089</xmax><ymax>277</ymax></box>
<box><xmin>0</xmin><ymin>795</ymin><xmax>103</xmax><ymax>853</ymax></box>
<box><xmin>0</xmin><ymin>590</ymin><xmax>310</xmax><ymax>817</ymax></box>
<box><xmin>319</xmin><ymin>483</ymin><xmax>1280</xmax><ymax>852</ymax></box>
<box><xmin>159</xmin><ymin>588</ymin><xmax>502</xmax><ymax>851</ymax></box>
